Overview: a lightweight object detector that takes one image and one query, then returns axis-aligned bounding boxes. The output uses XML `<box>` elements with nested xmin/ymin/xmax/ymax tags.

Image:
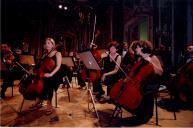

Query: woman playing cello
<box><xmin>29</xmin><ymin>37</ymin><xmax>62</xmax><ymax>115</ymax></box>
<box><xmin>110</xmin><ymin>40</ymin><xmax>163</xmax><ymax>125</ymax></box>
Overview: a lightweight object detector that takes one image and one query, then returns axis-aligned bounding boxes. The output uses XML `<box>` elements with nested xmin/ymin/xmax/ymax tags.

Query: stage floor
<box><xmin>0</xmin><ymin>78</ymin><xmax>193</xmax><ymax>127</ymax></box>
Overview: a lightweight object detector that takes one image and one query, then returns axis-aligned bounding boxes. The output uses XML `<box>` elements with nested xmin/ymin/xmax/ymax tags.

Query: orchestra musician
<box><xmin>97</xmin><ymin>43</ymin><xmax>122</xmax><ymax>102</ymax></box>
<box><xmin>119</xmin><ymin>41</ymin><xmax>135</xmax><ymax>78</ymax></box>
<box><xmin>120</xmin><ymin>40</ymin><xmax>163</xmax><ymax>125</ymax></box>
<box><xmin>29</xmin><ymin>37</ymin><xmax>62</xmax><ymax>115</ymax></box>
<box><xmin>168</xmin><ymin>43</ymin><xmax>193</xmax><ymax>104</ymax></box>
<box><xmin>178</xmin><ymin>44</ymin><xmax>193</xmax><ymax>69</ymax></box>
<box><xmin>0</xmin><ymin>43</ymin><xmax>24</xmax><ymax>99</ymax></box>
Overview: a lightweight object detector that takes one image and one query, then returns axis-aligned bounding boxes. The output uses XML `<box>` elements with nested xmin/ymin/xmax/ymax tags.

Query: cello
<box><xmin>110</xmin><ymin>59</ymin><xmax>156</xmax><ymax>111</ymax></box>
<box><xmin>172</xmin><ymin>60</ymin><xmax>193</xmax><ymax>103</ymax></box>
<box><xmin>19</xmin><ymin>44</ymin><xmax>60</xmax><ymax>100</ymax></box>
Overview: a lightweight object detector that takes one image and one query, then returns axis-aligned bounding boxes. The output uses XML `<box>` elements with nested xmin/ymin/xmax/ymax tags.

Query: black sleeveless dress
<box><xmin>103</xmin><ymin>54</ymin><xmax>121</xmax><ymax>95</ymax></box>
<box><xmin>41</xmin><ymin>52</ymin><xmax>62</xmax><ymax>101</ymax></box>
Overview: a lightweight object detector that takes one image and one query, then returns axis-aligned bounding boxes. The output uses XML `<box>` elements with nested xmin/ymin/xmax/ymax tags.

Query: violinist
<box><xmin>0</xmin><ymin>43</ymin><xmax>24</xmax><ymax>99</ymax></box>
<box><xmin>29</xmin><ymin>37</ymin><xmax>62</xmax><ymax>115</ymax></box>
<box><xmin>97</xmin><ymin>43</ymin><xmax>122</xmax><ymax>102</ymax></box>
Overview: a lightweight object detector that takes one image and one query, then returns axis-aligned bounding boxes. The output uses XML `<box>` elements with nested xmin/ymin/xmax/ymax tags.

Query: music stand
<box><xmin>19</xmin><ymin>55</ymin><xmax>35</xmax><ymax>66</ymax></box>
<box><xmin>78</xmin><ymin>50</ymin><xmax>100</xmax><ymax>121</ymax></box>
<box><xmin>62</xmin><ymin>56</ymin><xmax>75</xmax><ymax>67</ymax></box>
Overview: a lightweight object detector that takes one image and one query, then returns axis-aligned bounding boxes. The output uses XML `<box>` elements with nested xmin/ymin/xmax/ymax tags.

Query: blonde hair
<box><xmin>45</xmin><ymin>37</ymin><xmax>55</xmax><ymax>46</ymax></box>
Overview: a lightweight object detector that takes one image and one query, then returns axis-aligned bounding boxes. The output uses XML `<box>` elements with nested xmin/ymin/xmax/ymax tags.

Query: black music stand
<box><xmin>55</xmin><ymin>57</ymin><xmax>73</xmax><ymax>107</ymax></box>
<box><xmin>77</xmin><ymin>50</ymin><xmax>100</xmax><ymax>121</ymax></box>
<box><xmin>61</xmin><ymin>56</ymin><xmax>75</xmax><ymax>86</ymax></box>
<box><xmin>60</xmin><ymin>57</ymin><xmax>74</xmax><ymax>102</ymax></box>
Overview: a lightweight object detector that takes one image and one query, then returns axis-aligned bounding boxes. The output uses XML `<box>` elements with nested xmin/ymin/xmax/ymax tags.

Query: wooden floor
<box><xmin>1</xmin><ymin>78</ymin><xmax>193</xmax><ymax>127</ymax></box>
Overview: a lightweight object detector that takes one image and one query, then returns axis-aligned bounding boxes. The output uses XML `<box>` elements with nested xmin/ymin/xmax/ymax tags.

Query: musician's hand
<box><xmin>123</xmin><ymin>78</ymin><xmax>128</xmax><ymax>83</ymax></box>
<box><xmin>143</xmin><ymin>54</ymin><xmax>151</xmax><ymax>62</ymax></box>
<box><xmin>44</xmin><ymin>73</ymin><xmax>53</xmax><ymax>78</ymax></box>
<box><xmin>101</xmin><ymin>74</ymin><xmax>106</xmax><ymax>82</ymax></box>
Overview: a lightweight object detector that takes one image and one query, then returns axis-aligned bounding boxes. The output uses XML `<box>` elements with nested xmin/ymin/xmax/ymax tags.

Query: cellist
<box><xmin>29</xmin><ymin>37</ymin><xmax>62</xmax><ymax>115</ymax></box>
<box><xmin>169</xmin><ymin>44</ymin><xmax>193</xmax><ymax>104</ymax></box>
<box><xmin>118</xmin><ymin>40</ymin><xmax>163</xmax><ymax>125</ymax></box>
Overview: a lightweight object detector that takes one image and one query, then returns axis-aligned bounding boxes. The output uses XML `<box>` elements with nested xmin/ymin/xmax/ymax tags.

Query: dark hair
<box><xmin>131</xmin><ymin>40</ymin><xmax>142</xmax><ymax>51</ymax></box>
<box><xmin>108</xmin><ymin>43</ymin><xmax>121</xmax><ymax>52</ymax></box>
<box><xmin>141</xmin><ymin>40</ymin><xmax>153</xmax><ymax>53</ymax></box>
<box><xmin>131</xmin><ymin>40</ymin><xmax>153</xmax><ymax>54</ymax></box>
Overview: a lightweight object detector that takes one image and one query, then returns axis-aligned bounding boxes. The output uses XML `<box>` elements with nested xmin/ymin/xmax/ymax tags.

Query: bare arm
<box><xmin>136</xmin><ymin>46</ymin><xmax>163</xmax><ymax>76</ymax></box>
<box><xmin>141</xmin><ymin>54</ymin><xmax>163</xmax><ymax>76</ymax></box>
<box><xmin>44</xmin><ymin>52</ymin><xmax>62</xmax><ymax>78</ymax></box>
<box><xmin>149</xmin><ymin>55</ymin><xmax>163</xmax><ymax>76</ymax></box>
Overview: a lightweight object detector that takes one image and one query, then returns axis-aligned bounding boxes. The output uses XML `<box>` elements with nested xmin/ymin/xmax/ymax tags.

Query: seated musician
<box><xmin>29</xmin><ymin>37</ymin><xmax>62</xmax><ymax>115</ymax></box>
<box><xmin>169</xmin><ymin>44</ymin><xmax>193</xmax><ymax>104</ymax></box>
<box><xmin>178</xmin><ymin>44</ymin><xmax>193</xmax><ymax>68</ymax></box>
<box><xmin>0</xmin><ymin>43</ymin><xmax>24</xmax><ymax>99</ymax></box>
<box><xmin>122</xmin><ymin>40</ymin><xmax>163</xmax><ymax>125</ymax></box>
<box><xmin>97</xmin><ymin>43</ymin><xmax>122</xmax><ymax>101</ymax></box>
<box><xmin>119</xmin><ymin>41</ymin><xmax>135</xmax><ymax>78</ymax></box>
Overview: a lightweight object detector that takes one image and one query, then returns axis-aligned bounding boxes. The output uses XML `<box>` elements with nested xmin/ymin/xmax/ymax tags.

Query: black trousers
<box><xmin>104</xmin><ymin>74</ymin><xmax>120</xmax><ymax>96</ymax></box>
<box><xmin>135</xmin><ymin>93</ymin><xmax>155</xmax><ymax>120</ymax></box>
<box><xmin>135</xmin><ymin>84</ymin><xmax>159</xmax><ymax>120</ymax></box>
<box><xmin>40</xmin><ymin>74</ymin><xmax>61</xmax><ymax>101</ymax></box>
<box><xmin>93</xmin><ymin>79</ymin><xmax>104</xmax><ymax>94</ymax></box>
<box><xmin>1</xmin><ymin>68</ymin><xmax>24</xmax><ymax>96</ymax></box>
